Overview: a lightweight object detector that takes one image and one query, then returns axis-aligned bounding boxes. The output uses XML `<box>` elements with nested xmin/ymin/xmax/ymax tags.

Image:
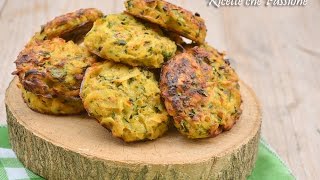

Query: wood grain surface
<box><xmin>0</xmin><ymin>0</ymin><xmax>319</xmax><ymax>179</ymax></box>
<box><xmin>6</xmin><ymin>78</ymin><xmax>261</xmax><ymax>180</ymax></box>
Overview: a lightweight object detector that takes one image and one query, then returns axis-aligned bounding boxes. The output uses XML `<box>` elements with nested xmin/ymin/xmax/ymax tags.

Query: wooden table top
<box><xmin>0</xmin><ymin>0</ymin><xmax>319</xmax><ymax>179</ymax></box>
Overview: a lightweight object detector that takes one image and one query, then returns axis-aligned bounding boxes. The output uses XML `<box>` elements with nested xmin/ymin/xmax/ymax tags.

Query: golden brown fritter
<box><xmin>20</xmin><ymin>84</ymin><xmax>84</xmax><ymax>115</ymax></box>
<box><xmin>125</xmin><ymin>0</ymin><xmax>207</xmax><ymax>44</ymax></box>
<box><xmin>80</xmin><ymin>61</ymin><xmax>170</xmax><ymax>142</ymax></box>
<box><xmin>84</xmin><ymin>13</ymin><xmax>176</xmax><ymax>68</ymax></box>
<box><xmin>160</xmin><ymin>45</ymin><xmax>242</xmax><ymax>139</ymax></box>
<box><xmin>14</xmin><ymin>38</ymin><xmax>96</xmax><ymax>99</ymax></box>
<box><xmin>30</xmin><ymin>8</ymin><xmax>103</xmax><ymax>44</ymax></box>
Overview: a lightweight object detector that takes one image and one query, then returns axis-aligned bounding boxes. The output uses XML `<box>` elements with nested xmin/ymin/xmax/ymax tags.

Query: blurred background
<box><xmin>0</xmin><ymin>0</ymin><xmax>319</xmax><ymax>179</ymax></box>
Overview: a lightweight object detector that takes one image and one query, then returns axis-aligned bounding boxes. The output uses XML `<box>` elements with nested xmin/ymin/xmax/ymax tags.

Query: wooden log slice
<box><xmin>6</xmin><ymin>77</ymin><xmax>261</xmax><ymax>180</ymax></box>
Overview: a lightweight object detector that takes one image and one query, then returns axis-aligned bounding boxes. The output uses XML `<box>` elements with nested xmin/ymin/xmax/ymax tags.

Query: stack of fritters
<box><xmin>14</xmin><ymin>0</ymin><xmax>242</xmax><ymax>142</ymax></box>
<box><xmin>14</xmin><ymin>8</ymin><xmax>102</xmax><ymax>115</ymax></box>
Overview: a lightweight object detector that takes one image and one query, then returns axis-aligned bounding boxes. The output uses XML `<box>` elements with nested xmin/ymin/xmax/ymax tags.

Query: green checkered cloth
<box><xmin>0</xmin><ymin>126</ymin><xmax>294</xmax><ymax>180</ymax></box>
<box><xmin>0</xmin><ymin>126</ymin><xmax>43</xmax><ymax>180</ymax></box>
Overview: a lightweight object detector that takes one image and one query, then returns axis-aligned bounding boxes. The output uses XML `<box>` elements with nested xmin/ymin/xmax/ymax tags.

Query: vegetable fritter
<box><xmin>84</xmin><ymin>13</ymin><xmax>177</xmax><ymax>68</ymax></box>
<box><xmin>125</xmin><ymin>0</ymin><xmax>207</xmax><ymax>44</ymax></box>
<box><xmin>80</xmin><ymin>61</ymin><xmax>170</xmax><ymax>142</ymax></box>
<box><xmin>20</xmin><ymin>84</ymin><xmax>84</xmax><ymax>115</ymax></box>
<box><xmin>160</xmin><ymin>45</ymin><xmax>242</xmax><ymax>139</ymax></box>
<box><xmin>31</xmin><ymin>8</ymin><xmax>103</xmax><ymax>44</ymax></box>
<box><xmin>14</xmin><ymin>38</ymin><xmax>96</xmax><ymax>99</ymax></box>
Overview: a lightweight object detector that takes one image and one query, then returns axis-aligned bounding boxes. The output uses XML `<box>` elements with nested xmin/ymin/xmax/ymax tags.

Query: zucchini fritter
<box><xmin>80</xmin><ymin>61</ymin><xmax>170</xmax><ymax>142</ymax></box>
<box><xmin>20</xmin><ymin>84</ymin><xmax>84</xmax><ymax>115</ymax></box>
<box><xmin>160</xmin><ymin>45</ymin><xmax>242</xmax><ymax>139</ymax></box>
<box><xmin>14</xmin><ymin>38</ymin><xmax>96</xmax><ymax>99</ymax></box>
<box><xmin>31</xmin><ymin>8</ymin><xmax>103</xmax><ymax>44</ymax></box>
<box><xmin>125</xmin><ymin>0</ymin><xmax>207</xmax><ymax>44</ymax></box>
<box><xmin>84</xmin><ymin>13</ymin><xmax>177</xmax><ymax>68</ymax></box>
